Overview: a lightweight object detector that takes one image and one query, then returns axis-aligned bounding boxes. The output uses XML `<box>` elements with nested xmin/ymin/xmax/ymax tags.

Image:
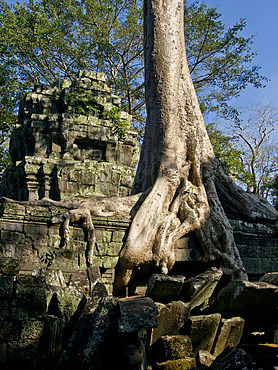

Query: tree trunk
<box><xmin>114</xmin><ymin>0</ymin><xmax>263</xmax><ymax>291</ymax></box>
<box><xmin>9</xmin><ymin>0</ymin><xmax>277</xmax><ymax>294</ymax></box>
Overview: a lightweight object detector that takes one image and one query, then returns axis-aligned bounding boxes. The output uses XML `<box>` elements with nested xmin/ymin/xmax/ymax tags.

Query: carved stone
<box><xmin>1</xmin><ymin>70</ymin><xmax>139</xmax><ymax>201</ymax></box>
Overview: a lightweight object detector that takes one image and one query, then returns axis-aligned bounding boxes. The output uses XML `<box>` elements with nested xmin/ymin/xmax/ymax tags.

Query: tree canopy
<box><xmin>0</xmin><ymin>0</ymin><xmax>267</xmax><ymax>162</ymax></box>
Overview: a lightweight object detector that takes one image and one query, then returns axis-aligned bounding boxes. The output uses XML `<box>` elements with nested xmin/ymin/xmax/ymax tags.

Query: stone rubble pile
<box><xmin>1</xmin><ymin>262</ymin><xmax>278</xmax><ymax>369</ymax></box>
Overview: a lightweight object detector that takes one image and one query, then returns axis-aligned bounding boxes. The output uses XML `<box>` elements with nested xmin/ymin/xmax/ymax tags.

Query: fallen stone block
<box><xmin>180</xmin><ymin>267</ymin><xmax>223</xmax><ymax>309</ymax></box>
<box><xmin>153</xmin><ymin>357</ymin><xmax>196</xmax><ymax>369</ymax></box>
<box><xmin>81</xmin><ymin>282</ymin><xmax>108</xmax><ymax>316</ymax></box>
<box><xmin>259</xmin><ymin>272</ymin><xmax>278</xmax><ymax>286</ymax></box>
<box><xmin>146</xmin><ymin>274</ymin><xmax>185</xmax><ymax>303</ymax></box>
<box><xmin>118</xmin><ymin>296</ymin><xmax>158</xmax><ymax>333</ymax></box>
<box><xmin>151</xmin><ymin>301</ymin><xmax>190</xmax><ymax>345</ymax></box>
<box><xmin>196</xmin><ymin>350</ymin><xmax>215</xmax><ymax>368</ymax></box>
<box><xmin>12</xmin><ymin>275</ymin><xmax>49</xmax><ymax>320</ymax></box>
<box><xmin>207</xmin><ymin>280</ymin><xmax>278</xmax><ymax>326</ymax></box>
<box><xmin>181</xmin><ymin>314</ymin><xmax>221</xmax><ymax>355</ymax></box>
<box><xmin>209</xmin><ymin>347</ymin><xmax>258</xmax><ymax>370</ymax></box>
<box><xmin>55</xmin><ymin>296</ymin><xmax>119</xmax><ymax>370</ymax></box>
<box><xmin>149</xmin><ymin>335</ymin><xmax>193</xmax><ymax>364</ymax></box>
<box><xmin>32</xmin><ymin>267</ymin><xmax>66</xmax><ymax>288</ymax></box>
<box><xmin>68</xmin><ymin>266</ymin><xmax>102</xmax><ymax>294</ymax></box>
<box><xmin>213</xmin><ymin>317</ymin><xmax>245</xmax><ymax>357</ymax></box>
<box><xmin>47</xmin><ymin>286</ymin><xmax>84</xmax><ymax>323</ymax></box>
<box><xmin>242</xmin><ymin>344</ymin><xmax>278</xmax><ymax>369</ymax></box>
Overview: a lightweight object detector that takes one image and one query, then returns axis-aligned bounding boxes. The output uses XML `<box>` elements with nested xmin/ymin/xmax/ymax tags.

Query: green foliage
<box><xmin>104</xmin><ymin>107</ymin><xmax>130</xmax><ymax>140</ymax></box>
<box><xmin>70</xmin><ymin>90</ymin><xmax>130</xmax><ymax>139</ymax></box>
<box><xmin>206</xmin><ymin>122</ymin><xmax>246</xmax><ymax>179</ymax></box>
<box><xmin>270</xmin><ymin>175</ymin><xmax>278</xmax><ymax>210</ymax></box>
<box><xmin>41</xmin><ymin>248</ymin><xmax>59</xmax><ymax>266</ymax></box>
<box><xmin>0</xmin><ymin>64</ymin><xmax>18</xmax><ymax>172</ymax></box>
<box><xmin>0</xmin><ymin>0</ymin><xmax>268</xmax><ymax>171</ymax></box>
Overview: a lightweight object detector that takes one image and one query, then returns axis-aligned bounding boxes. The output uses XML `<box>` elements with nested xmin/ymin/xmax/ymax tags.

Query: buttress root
<box><xmin>51</xmin><ymin>208</ymin><xmax>96</xmax><ymax>266</ymax></box>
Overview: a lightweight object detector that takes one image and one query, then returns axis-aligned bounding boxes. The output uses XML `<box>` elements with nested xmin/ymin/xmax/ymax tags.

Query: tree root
<box><xmin>51</xmin><ymin>208</ymin><xmax>96</xmax><ymax>266</ymax></box>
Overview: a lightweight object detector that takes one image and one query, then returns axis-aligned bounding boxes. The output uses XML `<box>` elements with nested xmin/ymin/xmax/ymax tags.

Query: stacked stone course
<box><xmin>1</xmin><ymin>70</ymin><xmax>139</xmax><ymax>201</ymax></box>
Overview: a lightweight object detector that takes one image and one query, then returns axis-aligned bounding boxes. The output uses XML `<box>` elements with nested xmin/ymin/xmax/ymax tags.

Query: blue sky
<box><xmin>205</xmin><ymin>0</ymin><xmax>278</xmax><ymax>109</ymax></box>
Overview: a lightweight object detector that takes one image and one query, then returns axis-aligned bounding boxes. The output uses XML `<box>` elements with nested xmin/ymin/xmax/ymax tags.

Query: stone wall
<box><xmin>0</xmin><ymin>200</ymin><xmax>130</xmax><ymax>293</ymax></box>
<box><xmin>231</xmin><ymin>219</ymin><xmax>278</xmax><ymax>281</ymax></box>
<box><xmin>0</xmin><ymin>273</ymin><xmax>64</xmax><ymax>369</ymax></box>
<box><xmin>1</xmin><ymin>70</ymin><xmax>139</xmax><ymax>201</ymax></box>
<box><xmin>0</xmin><ymin>200</ymin><xmax>277</xmax><ymax>291</ymax></box>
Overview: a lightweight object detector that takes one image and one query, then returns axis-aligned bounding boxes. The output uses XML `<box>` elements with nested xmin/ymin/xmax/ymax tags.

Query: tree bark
<box><xmin>6</xmin><ymin>0</ymin><xmax>277</xmax><ymax>294</ymax></box>
<box><xmin>114</xmin><ymin>0</ymin><xmax>256</xmax><ymax>291</ymax></box>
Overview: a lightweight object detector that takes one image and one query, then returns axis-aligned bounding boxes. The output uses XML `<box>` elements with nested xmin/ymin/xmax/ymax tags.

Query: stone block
<box><xmin>146</xmin><ymin>274</ymin><xmax>185</xmax><ymax>303</ymax></box>
<box><xmin>196</xmin><ymin>350</ymin><xmax>215</xmax><ymax>368</ymax></box>
<box><xmin>213</xmin><ymin>317</ymin><xmax>245</xmax><ymax>357</ymax></box>
<box><xmin>47</xmin><ymin>286</ymin><xmax>84</xmax><ymax>323</ymax></box>
<box><xmin>118</xmin><ymin>296</ymin><xmax>158</xmax><ymax>333</ymax></box>
<box><xmin>154</xmin><ymin>357</ymin><xmax>196</xmax><ymax>370</ymax></box>
<box><xmin>71</xmin><ymin>227</ymin><xmax>86</xmax><ymax>241</ymax></box>
<box><xmin>0</xmin><ymin>276</ymin><xmax>14</xmax><ymax>299</ymax></box>
<box><xmin>106</xmin><ymin>242</ymin><xmax>122</xmax><ymax>256</ymax></box>
<box><xmin>21</xmin><ymin>320</ymin><xmax>44</xmax><ymax>340</ymax></box>
<box><xmin>180</xmin><ymin>267</ymin><xmax>223</xmax><ymax>309</ymax></box>
<box><xmin>94</xmin><ymin>229</ymin><xmax>103</xmax><ymax>240</ymax></box>
<box><xmin>208</xmin><ymin>280</ymin><xmax>278</xmax><ymax>326</ymax></box>
<box><xmin>54</xmin><ymin>296</ymin><xmax>118</xmax><ymax>370</ymax></box>
<box><xmin>101</xmin><ymin>230</ymin><xmax>112</xmax><ymax>243</ymax></box>
<box><xmin>95</xmin><ymin>242</ymin><xmax>108</xmax><ymax>255</ymax></box>
<box><xmin>32</xmin><ymin>268</ymin><xmax>66</xmax><ymax>288</ymax></box>
<box><xmin>260</xmin><ymin>272</ymin><xmax>278</xmax><ymax>286</ymax></box>
<box><xmin>23</xmin><ymin>223</ymin><xmax>49</xmax><ymax>243</ymax></box>
<box><xmin>151</xmin><ymin>301</ymin><xmax>190</xmax><ymax>345</ymax></box>
<box><xmin>102</xmin><ymin>256</ymin><xmax>119</xmax><ymax>269</ymax></box>
<box><xmin>0</xmin><ymin>258</ymin><xmax>20</xmax><ymax>276</ymax></box>
<box><xmin>44</xmin><ymin>315</ymin><xmax>63</xmax><ymax>363</ymax></box>
<box><xmin>1</xmin><ymin>230</ymin><xmax>24</xmax><ymax>245</ymax></box>
<box><xmin>81</xmin><ymin>282</ymin><xmax>108</xmax><ymax>316</ymax></box>
<box><xmin>111</xmin><ymin>230</ymin><xmax>126</xmax><ymax>242</ymax></box>
<box><xmin>0</xmin><ymin>342</ymin><xmax>7</xmax><ymax>363</ymax></box>
<box><xmin>0</xmin><ymin>321</ymin><xmax>21</xmax><ymax>341</ymax></box>
<box><xmin>12</xmin><ymin>276</ymin><xmax>48</xmax><ymax>320</ymax></box>
<box><xmin>150</xmin><ymin>335</ymin><xmax>193</xmax><ymax>363</ymax></box>
<box><xmin>0</xmin><ymin>300</ymin><xmax>9</xmax><ymax>321</ymax></box>
<box><xmin>1</xmin><ymin>221</ymin><xmax>23</xmax><ymax>232</ymax></box>
<box><xmin>68</xmin><ymin>267</ymin><xmax>101</xmax><ymax>292</ymax></box>
<box><xmin>209</xmin><ymin>347</ymin><xmax>258</xmax><ymax>370</ymax></box>
<box><xmin>184</xmin><ymin>314</ymin><xmax>221</xmax><ymax>355</ymax></box>
<box><xmin>1</xmin><ymin>202</ymin><xmax>26</xmax><ymax>218</ymax></box>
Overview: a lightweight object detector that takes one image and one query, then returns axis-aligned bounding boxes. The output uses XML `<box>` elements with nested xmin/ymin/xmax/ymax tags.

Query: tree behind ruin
<box><xmin>113</xmin><ymin>0</ymin><xmax>278</xmax><ymax>292</ymax></box>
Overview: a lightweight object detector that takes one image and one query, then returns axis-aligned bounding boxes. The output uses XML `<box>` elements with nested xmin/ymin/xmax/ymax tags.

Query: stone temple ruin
<box><xmin>1</xmin><ymin>71</ymin><xmax>278</xmax><ymax>369</ymax></box>
<box><xmin>1</xmin><ymin>70</ymin><xmax>138</xmax><ymax>201</ymax></box>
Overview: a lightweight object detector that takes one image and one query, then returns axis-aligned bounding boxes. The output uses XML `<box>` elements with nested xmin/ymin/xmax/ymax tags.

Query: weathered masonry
<box><xmin>1</xmin><ymin>70</ymin><xmax>138</xmax><ymax>201</ymax></box>
<box><xmin>0</xmin><ymin>70</ymin><xmax>278</xmax><ymax>369</ymax></box>
<box><xmin>0</xmin><ymin>71</ymin><xmax>277</xmax><ymax>291</ymax></box>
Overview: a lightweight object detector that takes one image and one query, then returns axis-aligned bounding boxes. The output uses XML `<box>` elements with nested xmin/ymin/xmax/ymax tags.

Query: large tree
<box><xmin>0</xmin><ymin>0</ymin><xmax>267</xmax><ymax>146</ymax></box>
<box><xmin>226</xmin><ymin>103</ymin><xmax>278</xmax><ymax>198</ymax></box>
<box><xmin>10</xmin><ymin>0</ymin><xmax>277</xmax><ymax>294</ymax></box>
